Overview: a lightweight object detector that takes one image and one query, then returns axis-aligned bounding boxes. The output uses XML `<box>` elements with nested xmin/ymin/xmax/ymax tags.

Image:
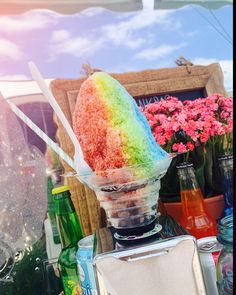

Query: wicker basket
<box><xmin>50</xmin><ymin>63</ymin><xmax>226</xmax><ymax>235</ymax></box>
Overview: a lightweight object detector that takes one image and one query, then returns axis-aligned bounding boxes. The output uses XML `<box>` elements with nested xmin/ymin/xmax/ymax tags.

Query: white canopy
<box><xmin>0</xmin><ymin>80</ymin><xmax>52</xmax><ymax>104</ymax></box>
<box><xmin>0</xmin><ymin>0</ymin><xmax>232</xmax><ymax>15</ymax></box>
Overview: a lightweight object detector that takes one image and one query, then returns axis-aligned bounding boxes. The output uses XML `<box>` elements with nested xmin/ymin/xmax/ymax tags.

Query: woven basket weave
<box><xmin>50</xmin><ymin>63</ymin><xmax>226</xmax><ymax>235</ymax></box>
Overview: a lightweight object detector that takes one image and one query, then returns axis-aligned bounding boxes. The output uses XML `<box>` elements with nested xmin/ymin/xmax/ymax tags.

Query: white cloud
<box><xmin>125</xmin><ymin>37</ymin><xmax>146</xmax><ymax>49</ymax></box>
<box><xmin>50</xmin><ymin>30</ymin><xmax>104</xmax><ymax>59</ymax></box>
<box><xmin>0</xmin><ymin>11</ymin><xmax>57</xmax><ymax>33</ymax></box>
<box><xmin>135</xmin><ymin>42</ymin><xmax>187</xmax><ymax>60</ymax></box>
<box><xmin>51</xmin><ymin>30</ymin><xmax>70</xmax><ymax>43</ymax></box>
<box><xmin>0</xmin><ymin>38</ymin><xmax>22</xmax><ymax>61</ymax></box>
<box><xmin>124</xmin><ymin>10</ymin><xmax>178</xmax><ymax>31</ymax></box>
<box><xmin>181</xmin><ymin>30</ymin><xmax>199</xmax><ymax>38</ymax></box>
<box><xmin>49</xmin><ymin>9</ymin><xmax>183</xmax><ymax>58</ymax></box>
<box><xmin>192</xmin><ymin>57</ymin><xmax>233</xmax><ymax>91</ymax></box>
<box><xmin>102</xmin><ymin>10</ymin><xmax>181</xmax><ymax>49</ymax></box>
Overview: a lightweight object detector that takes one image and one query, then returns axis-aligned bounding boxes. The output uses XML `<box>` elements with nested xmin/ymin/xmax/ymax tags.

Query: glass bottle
<box><xmin>177</xmin><ymin>162</ymin><xmax>217</xmax><ymax>239</ymax></box>
<box><xmin>216</xmin><ymin>214</ymin><xmax>233</xmax><ymax>295</ymax></box>
<box><xmin>218</xmin><ymin>155</ymin><xmax>233</xmax><ymax>217</ymax></box>
<box><xmin>52</xmin><ymin>185</ymin><xmax>84</xmax><ymax>295</ymax></box>
<box><xmin>47</xmin><ymin>175</ymin><xmax>61</xmax><ymax>244</ymax></box>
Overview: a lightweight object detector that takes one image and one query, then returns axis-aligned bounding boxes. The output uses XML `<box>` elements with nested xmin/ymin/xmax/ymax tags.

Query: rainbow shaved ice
<box><xmin>73</xmin><ymin>72</ymin><xmax>170</xmax><ymax>232</ymax></box>
<box><xmin>73</xmin><ymin>72</ymin><xmax>168</xmax><ymax>174</ymax></box>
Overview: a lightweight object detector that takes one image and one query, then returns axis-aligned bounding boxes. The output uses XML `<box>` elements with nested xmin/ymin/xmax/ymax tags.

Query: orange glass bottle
<box><xmin>177</xmin><ymin>162</ymin><xmax>217</xmax><ymax>239</ymax></box>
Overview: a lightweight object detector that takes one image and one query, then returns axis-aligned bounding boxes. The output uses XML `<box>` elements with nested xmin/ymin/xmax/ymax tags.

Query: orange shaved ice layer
<box><xmin>73</xmin><ymin>78</ymin><xmax>125</xmax><ymax>171</ymax></box>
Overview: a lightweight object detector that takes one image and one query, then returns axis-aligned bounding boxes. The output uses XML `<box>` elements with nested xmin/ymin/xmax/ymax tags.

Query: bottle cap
<box><xmin>218</xmin><ymin>154</ymin><xmax>233</xmax><ymax>161</ymax></box>
<box><xmin>176</xmin><ymin>162</ymin><xmax>193</xmax><ymax>169</ymax></box>
<box><xmin>52</xmin><ymin>185</ymin><xmax>70</xmax><ymax>195</ymax></box>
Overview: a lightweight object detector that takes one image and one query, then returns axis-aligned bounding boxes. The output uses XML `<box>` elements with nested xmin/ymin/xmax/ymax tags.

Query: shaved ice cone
<box><xmin>73</xmin><ymin>72</ymin><xmax>172</xmax><ymax>239</ymax></box>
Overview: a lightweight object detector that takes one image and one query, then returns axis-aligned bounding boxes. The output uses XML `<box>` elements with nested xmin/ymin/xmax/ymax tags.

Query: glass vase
<box><xmin>216</xmin><ymin>214</ymin><xmax>233</xmax><ymax>295</ymax></box>
<box><xmin>204</xmin><ymin>142</ymin><xmax>224</xmax><ymax>196</ymax></box>
<box><xmin>218</xmin><ymin>155</ymin><xmax>233</xmax><ymax>217</ymax></box>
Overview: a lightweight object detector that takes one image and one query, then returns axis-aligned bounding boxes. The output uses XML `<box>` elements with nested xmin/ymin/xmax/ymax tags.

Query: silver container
<box><xmin>94</xmin><ymin>233</ymin><xmax>206</xmax><ymax>295</ymax></box>
<box><xmin>197</xmin><ymin>236</ymin><xmax>222</xmax><ymax>295</ymax></box>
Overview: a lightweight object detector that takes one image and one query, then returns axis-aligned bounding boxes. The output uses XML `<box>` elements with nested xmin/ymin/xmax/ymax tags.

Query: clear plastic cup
<box><xmin>79</xmin><ymin>156</ymin><xmax>173</xmax><ymax>236</ymax></box>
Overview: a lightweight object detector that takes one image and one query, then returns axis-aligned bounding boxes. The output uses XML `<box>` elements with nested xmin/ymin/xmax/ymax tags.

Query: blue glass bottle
<box><xmin>216</xmin><ymin>214</ymin><xmax>233</xmax><ymax>295</ymax></box>
<box><xmin>218</xmin><ymin>155</ymin><xmax>233</xmax><ymax>217</ymax></box>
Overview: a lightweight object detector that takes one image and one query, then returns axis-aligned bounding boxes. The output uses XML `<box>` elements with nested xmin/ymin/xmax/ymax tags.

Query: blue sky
<box><xmin>0</xmin><ymin>4</ymin><xmax>233</xmax><ymax>90</ymax></box>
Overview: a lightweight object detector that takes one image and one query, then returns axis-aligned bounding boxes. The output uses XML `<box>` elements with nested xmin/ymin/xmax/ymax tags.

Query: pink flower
<box><xmin>225</xmin><ymin>119</ymin><xmax>233</xmax><ymax>132</ymax></box>
<box><xmin>172</xmin><ymin>142</ymin><xmax>187</xmax><ymax>153</ymax></box>
<box><xmin>156</xmin><ymin>136</ymin><xmax>167</xmax><ymax>146</ymax></box>
<box><xmin>164</xmin><ymin>130</ymin><xmax>174</xmax><ymax>141</ymax></box>
<box><xmin>157</xmin><ymin>114</ymin><xmax>167</xmax><ymax>124</ymax></box>
<box><xmin>149</xmin><ymin>120</ymin><xmax>157</xmax><ymax>128</ymax></box>
<box><xmin>143</xmin><ymin>112</ymin><xmax>154</xmax><ymax>121</ymax></box>
<box><xmin>221</xmin><ymin>111</ymin><xmax>230</xmax><ymax>119</ymax></box>
<box><xmin>141</xmin><ymin>93</ymin><xmax>233</xmax><ymax>153</ymax></box>
<box><xmin>153</xmin><ymin>125</ymin><xmax>163</xmax><ymax>134</ymax></box>
<box><xmin>200</xmin><ymin>132</ymin><xmax>210</xmax><ymax>143</ymax></box>
<box><xmin>186</xmin><ymin>142</ymin><xmax>195</xmax><ymax>151</ymax></box>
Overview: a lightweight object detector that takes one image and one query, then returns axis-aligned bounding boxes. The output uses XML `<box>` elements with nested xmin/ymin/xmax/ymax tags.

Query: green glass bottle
<box><xmin>47</xmin><ymin>175</ymin><xmax>61</xmax><ymax>244</ymax></box>
<box><xmin>52</xmin><ymin>185</ymin><xmax>84</xmax><ymax>295</ymax></box>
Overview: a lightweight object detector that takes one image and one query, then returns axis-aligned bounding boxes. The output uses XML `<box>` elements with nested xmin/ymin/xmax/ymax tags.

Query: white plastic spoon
<box><xmin>28</xmin><ymin>61</ymin><xmax>92</xmax><ymax>181</ymax></box>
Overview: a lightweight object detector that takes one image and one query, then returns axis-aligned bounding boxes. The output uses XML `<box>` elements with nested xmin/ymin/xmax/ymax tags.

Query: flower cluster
<box><xmin>141</xmin><ymin>94</ymin><xmax>233</xmax><ymax>155</ymax></box>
